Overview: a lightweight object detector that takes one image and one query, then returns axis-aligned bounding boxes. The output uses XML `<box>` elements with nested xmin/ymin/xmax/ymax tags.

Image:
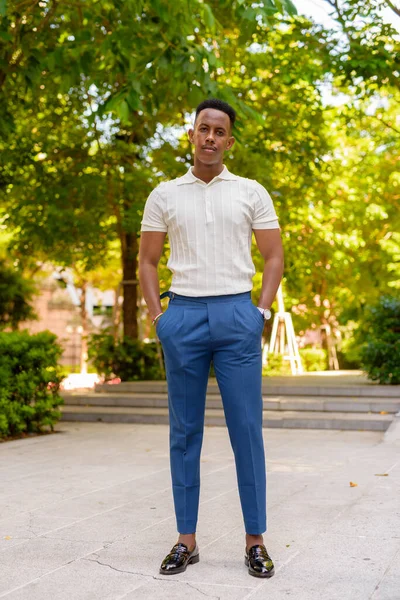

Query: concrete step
<box><xmin>61</xmin><ymin>392</ymin><xmax>400</xmax><ymax>414</ymax></box>
<box><xmin>60</xmin><ymin>405</ymin><xmax>393</xmax><ymax>431</ymax></box>
<box><xmin>94</xmin><ymin>378</ymin><xmax>400</xmax><ymax>398</ymax></box>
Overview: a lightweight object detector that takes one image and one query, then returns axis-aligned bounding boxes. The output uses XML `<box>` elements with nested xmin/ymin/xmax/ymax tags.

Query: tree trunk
<box><xmin>112</xmin><ymin>282</ymin><xmax>122</xmax><ymax>343</ymax></box>
<box><xmin>122</xmin><ymin>231</ymin><xmax>138</xmax><ymax>339</ymax></box>
<box><xmin>80</xmin><ymin>280</ymin><xmax>88</xmax><ymax>374</ymax></box>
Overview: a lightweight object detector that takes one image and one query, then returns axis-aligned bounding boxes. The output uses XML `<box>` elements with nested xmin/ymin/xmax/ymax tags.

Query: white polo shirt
<box><xmin>141</xmin><ymin>165</ymin><xmax>279</xmax><ymax>296</ymax></box>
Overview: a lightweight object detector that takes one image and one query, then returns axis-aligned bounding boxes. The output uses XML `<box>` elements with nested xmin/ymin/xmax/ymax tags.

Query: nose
<box><xmin>205</xmin><ymin>131</ymin><xmax>215</xmax><ymax>143</ymax></box>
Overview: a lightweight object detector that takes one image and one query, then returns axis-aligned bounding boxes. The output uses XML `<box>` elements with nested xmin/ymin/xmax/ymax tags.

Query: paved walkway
<box><xmin>0</xmin><ymin>421</ymin><xmax>399</xmax><ymax>599</ymax></box>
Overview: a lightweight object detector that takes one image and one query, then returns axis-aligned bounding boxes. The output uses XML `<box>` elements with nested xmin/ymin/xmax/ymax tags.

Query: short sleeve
<box><xmin>141</xmin><ymin>188</ymin><xmax>168</xmax><ymax>232</ymax></box>
<box><xmin>251</xmin><ymin>182</ymin><xmax>280</xmax><ymax>230</ymax></box>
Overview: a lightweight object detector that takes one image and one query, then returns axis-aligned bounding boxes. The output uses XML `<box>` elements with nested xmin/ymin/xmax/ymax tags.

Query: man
<box><xmin>138</xmin><ymin>98</ymin><xmax>284</xmax><ymax>578</ymax></box>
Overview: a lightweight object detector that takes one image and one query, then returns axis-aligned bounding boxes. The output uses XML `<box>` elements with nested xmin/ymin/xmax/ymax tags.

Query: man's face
<box><xmin>188</xmin><ymin>108</ymin><xmax>235</xmax><ymax>165</ymax></box>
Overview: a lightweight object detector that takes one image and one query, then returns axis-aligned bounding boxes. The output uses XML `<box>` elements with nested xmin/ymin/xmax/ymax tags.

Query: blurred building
<box><xmin>21</xmin><ymin>272</ymin><xmax>115</xmax><ymax>370</ymax></box>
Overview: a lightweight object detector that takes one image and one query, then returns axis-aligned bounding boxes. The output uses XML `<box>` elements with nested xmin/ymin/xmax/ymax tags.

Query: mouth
<box><xmin>202</xmin><ymin>146</ymin><xmax>216</xmax><ymax>153</ymax></box>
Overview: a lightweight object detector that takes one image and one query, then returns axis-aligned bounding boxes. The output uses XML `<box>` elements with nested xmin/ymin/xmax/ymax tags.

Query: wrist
<box><xmin>152</xmin><ymin>312</ymin><xmax>163</xmax><ymax>325</ymax></box>
<box><xmin>257</xmin><ymin>306</ymin><xmax>272</xmax><ymax>321</ymax></box>
<box><xmin>150</xmin><ymin>307</ymin><xmax>163</xmax><ymax>321</ymax></box>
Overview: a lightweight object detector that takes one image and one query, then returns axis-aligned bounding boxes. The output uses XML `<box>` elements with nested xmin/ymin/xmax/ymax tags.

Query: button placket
<box><xmin>205</xmin><ymin>185</ymin><xmax>213</xmax><ymax>224</ymax></box>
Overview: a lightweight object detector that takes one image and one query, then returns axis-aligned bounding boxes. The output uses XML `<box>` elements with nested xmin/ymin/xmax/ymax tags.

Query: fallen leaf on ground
<box><xmin>349</xmin><ymin>481</ymin><xmax>358</xmax><ymax>487</ymax></box>
<box><xmin>380</xmin><ymin>411</ymin><xmax>388</xmax><ymax>415</ymax></box>
<box><xmin>374</xmin><ymin>473</ymin><xmax>389</xmax><ymax>476</ymax></box>
<box><xmin>5</xmin><ymin>536</ymin><xmax>11</xmax><ymax>540</ymax></box>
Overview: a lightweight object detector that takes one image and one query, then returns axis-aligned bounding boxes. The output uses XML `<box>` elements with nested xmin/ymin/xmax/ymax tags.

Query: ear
<box><xmin>226</xmin><ymin>136</ymin><xmax>235</xmax><ymax>151</ymax></box>
<box><xmin>188</xmin><ymin>128</ymin><xmax>194</xmax><ymax>144</ymax></box>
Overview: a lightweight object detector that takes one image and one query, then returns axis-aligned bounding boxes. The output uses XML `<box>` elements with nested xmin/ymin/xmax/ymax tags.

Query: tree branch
<box><xmin>14</xmin><ymin>0</ymin><xmax>39</xmax><ymax>10</ymax></box>
<box><xmin>369</xmin><ymin>114</ymin><xmax>400</xmax><ymax>136</ymax></box>
<box><xmin>384</xmin><ymin>0</ymin><xmax>400</xmax><ymax>18</ymax></box>
<box><xmin>323</xmin><ymin>0</ymin><xmax>352</xmax><ymax>45</ymax></box>
<box><xmin>35</xmin><ymin>0</ymin><xmax>59</xmax><ymax>34</ymax></box>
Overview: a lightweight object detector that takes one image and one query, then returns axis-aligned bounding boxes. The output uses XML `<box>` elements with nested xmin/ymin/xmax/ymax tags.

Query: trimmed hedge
<box><xmin>262</xmin><ymin>347</ymin><xmax>328</xmax><ymax>376</ymax></box>
<box><xmin>262</xmin><ymin>353</ymin><xmax>292</xmax><ymax>376</ymax></box>
<box><xmin>300</xmin><ymin>347</ymin><xmax>327</xmax><ymax>372</ymax></box>
<box><xmin>88</xmin><ymin>333</ymin><xmax>164</xmax><ymax>381</ymax></box>
<box><xmin>0</xmin><ymin>331</ymin><xmax>64</xmax><ymax>439</ymax></box>
<box><xmin>360</xmin><ymin>296</ymin><xmax>400</xmax><ymax>385</ymax></box>
<box><xmin>88</xmin><ymin>335</ymin><xmax>329</xmax><ymax>381</ymax></box>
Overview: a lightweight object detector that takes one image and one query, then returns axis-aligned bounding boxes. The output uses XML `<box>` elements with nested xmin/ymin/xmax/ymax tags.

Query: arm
<box><xmin>138</xmin><ymin>231</ymin><xmax>167</xmax><ymax>321</ymax></box>
<box><xmin>253</xmin><ymin>228</ymin><xmax>284</xmax><ymax>309</ymax></box>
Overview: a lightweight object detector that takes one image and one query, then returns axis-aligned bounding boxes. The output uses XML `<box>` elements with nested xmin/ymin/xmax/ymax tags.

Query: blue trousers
<box><xmin>157</xmin><ymin>291</ymin><xmax>266</xmax><ymax>535</ymax></box>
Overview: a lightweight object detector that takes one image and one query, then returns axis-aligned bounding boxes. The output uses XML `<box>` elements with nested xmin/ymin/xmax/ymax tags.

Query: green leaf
<box><xmin>131</xmin><ymin>79</ymin><xmax>142</xmax><ymax>94</ymax></box>
<box><xmin>117</xmin><ymin>99</ymin><xmax>130</xmax><ymax>122</ymax></box>
<box><xmin>103</xmin><ymin>91</ymin><xmax>125</xmax><ymax>113</ymax></box>
<box><xmin>47</xmin><ymin>52</ymin><xmax>56</xmax><ymax>71</ymax></box>
<box><xmin>284</xmin><ymin>0</ymin><xmax>297</xmax><ymax>15</ymax></box>
<box><xmin>127</xmin><ymin>88</ymin><xmax>141</xmax><ymax>111</ymax></box>
<box><xmin>0</xmin><ymin>0</ymin><xmax>7</xmax><ymax>17</ymax></box>
<box><xmin>207</xmin><ymin>52</ymin><xmax>218</xmax><ymax>68</ymax></box>
<box><xmin>0</xmin><ymin>30</ymin><xmax>12</xmax><ymax>42</ymax></box>
<box><xmin>241</xmin><ymin>7</ymin><xmax>257</xmax><ymax>20</ymax></box>
<box><xmin>203</xmin><ymin>4</ymin><xmax>216</xmax><ymax>32</ymax></box>
<box><xmin>187</xmin><ymin>86</ymin><xmax>204</xmax><ymax>106</ymax></box>
<box><xmin>152</xmin><ymin>0</ymin><xmax>170</xmax><ymax>22</ymax></box>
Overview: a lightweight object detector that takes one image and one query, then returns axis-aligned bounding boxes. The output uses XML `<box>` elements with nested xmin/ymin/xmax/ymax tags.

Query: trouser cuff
<box><xmin>245</xmin><ymin>523</ymin><xmax>267</xmax><ymax>535</ymax></box>
<box><xmin>177</xmin><ymin>521</ymin><xmax>197</xmax><ymax>534</ymax></box>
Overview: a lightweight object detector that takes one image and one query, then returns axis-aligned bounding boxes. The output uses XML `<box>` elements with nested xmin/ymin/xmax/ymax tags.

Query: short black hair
<box><xmin>195</xmin><ymin>98</ymin><xmax>236</xmax><ymax>128</ymax></box>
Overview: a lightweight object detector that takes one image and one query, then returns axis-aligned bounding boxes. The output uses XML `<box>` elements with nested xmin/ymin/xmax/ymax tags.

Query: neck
<box><xmin>192</xmin><ymin>158</ymin><xmax>224</xmax><ymax>184</ymax></box>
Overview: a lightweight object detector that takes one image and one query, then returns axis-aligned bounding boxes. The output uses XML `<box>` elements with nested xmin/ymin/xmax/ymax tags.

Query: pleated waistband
<box><xmin>160</xmin><ymin>290</ymin><xmax>252</xmax><ymax>304</ymax></box>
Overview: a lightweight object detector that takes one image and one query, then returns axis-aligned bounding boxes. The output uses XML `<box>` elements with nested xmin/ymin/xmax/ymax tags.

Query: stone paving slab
<box><xmin>0</xmin><ymin>422</ymin><xmax>399</xmax><ymax>599</ymax></box>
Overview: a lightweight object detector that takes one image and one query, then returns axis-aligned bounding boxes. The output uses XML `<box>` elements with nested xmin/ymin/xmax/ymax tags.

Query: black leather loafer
<box><xmin>159</xmin><ymin>542</ymin><xmax>200</xmax><ymax>575</ymax></box>
<box><xmin>245</xmin><ymin>544</ymin><xmax>275</xmax><ymax>578</ymax></box>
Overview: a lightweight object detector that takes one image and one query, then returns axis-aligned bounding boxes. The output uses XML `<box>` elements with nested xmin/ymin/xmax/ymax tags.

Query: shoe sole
<box><xmin>245</xmin><ymin>557</ymin><xmax>275</xmax><ymax>578</ymax></box>
<box><xmin>159</xmin><ymin>553</ymin><xmax>200</xmax><ymax>575</ymax></box>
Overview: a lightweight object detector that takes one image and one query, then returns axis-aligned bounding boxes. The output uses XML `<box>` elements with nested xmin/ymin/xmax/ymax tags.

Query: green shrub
<box><xmin>360</xmin><ymin>296</ymin><xmax>400</xmax><ymax>385</ymax></box>
<box><xmin>262</xmin><ymin>353</ymin><xmax>292</xmax><ymax>376</ymax></box>
<box><xmin>299</xmin><ymin>347</ymin><xmax>327</xmax><ymax>371</ymax></box>
<box><xmin>262</xmin><ymin>348</ymin><xmax>327</xmax><ymax>376</ymax></box>
<box><xmin>88</xmin><ymin>333</ymin><xmax>165</xmax><ymax>381</ymax></box>
<box><xmin>337</xmin><ymin>321</ymin><xmax>362</xmax><ymax>369</ymax></box>
<box><xmin>337</xmin><ymin>347</ymin><xmax>362</xmax><ymax>370</ymax></box>
<box><xmin>0</xmin><ymin>330</ymin><xmax>64</xmax><ymax>439</ymax></box>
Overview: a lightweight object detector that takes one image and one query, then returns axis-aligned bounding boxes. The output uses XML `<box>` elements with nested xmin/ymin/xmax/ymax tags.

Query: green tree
<box><xmin>322</xmin><ymin>0</ymin><xmax>400</xmax><ymax>98</ymax></box>
<box><xmin>0</xmin><ymin>259</ymin><xmax>37</xmax><ymax>329</ymax></box>
<box><xmin>2</xmin><ymin>0</ymin><xmax>398</xmax><ymax>355</ymax></box>
<box><xmin>1</xmin><ymin>0</ymin><xmax>297</xmax><ymax>339</ymax></box>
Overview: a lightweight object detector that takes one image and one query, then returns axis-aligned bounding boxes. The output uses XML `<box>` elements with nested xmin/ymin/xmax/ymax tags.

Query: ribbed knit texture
<box><xmin>141</xmin><ymin>166</ymin><xmax>279</xmax><ymax>296</ymax></box>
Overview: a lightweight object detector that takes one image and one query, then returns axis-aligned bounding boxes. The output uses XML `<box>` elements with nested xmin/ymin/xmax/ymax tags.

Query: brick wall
<box><xmin>21</xmin><ymin>280</ymin><xmax>83</xmax><ymax>369</ymax></box>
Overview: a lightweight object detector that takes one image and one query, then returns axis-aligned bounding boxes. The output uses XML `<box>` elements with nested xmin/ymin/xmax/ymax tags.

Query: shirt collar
<box><xmin>176</xmin><ymin>165</ymin><xmax>238</xmax><ymax>186</ymax></box>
